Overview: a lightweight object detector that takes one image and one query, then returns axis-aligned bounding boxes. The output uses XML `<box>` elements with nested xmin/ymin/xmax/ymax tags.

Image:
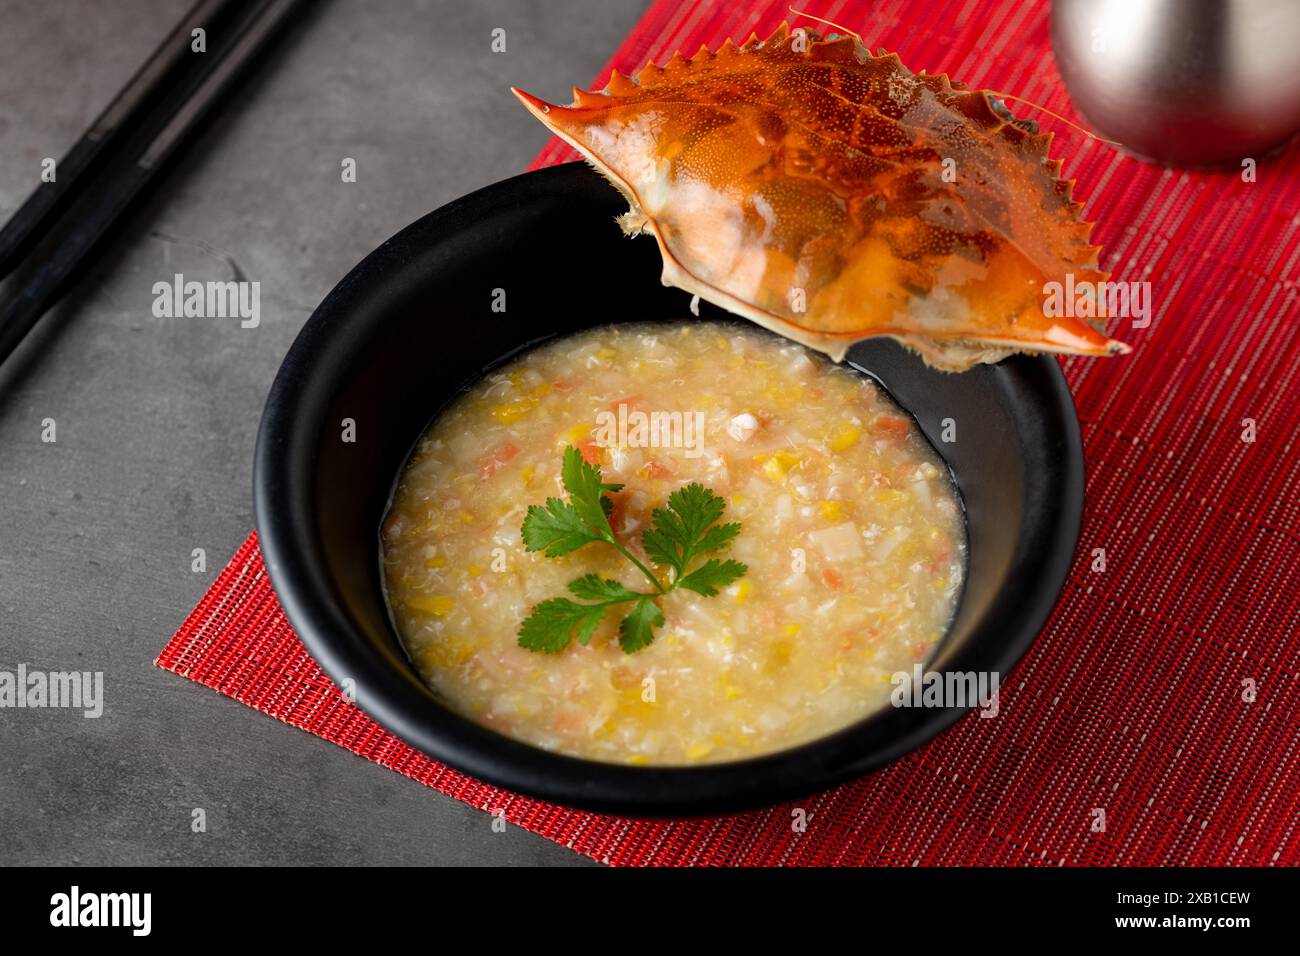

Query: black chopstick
<box><xmin>0</xmin><ymin>0</ymin><xmax>248</xmax><ymax>282</ymax></box>
<box><xmin>0</xmin><ymin>0</ymin><xmax>306</xmax><ymax>368</ymax></box>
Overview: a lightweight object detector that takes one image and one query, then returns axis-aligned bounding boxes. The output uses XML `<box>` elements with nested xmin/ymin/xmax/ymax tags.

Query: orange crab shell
<box><xmin>512</xmin><ymin>22</ymin><xmax>1130</xmax><ymax>370</ymax></box>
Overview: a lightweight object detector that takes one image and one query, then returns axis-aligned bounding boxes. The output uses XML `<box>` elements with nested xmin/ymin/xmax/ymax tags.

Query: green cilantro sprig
<box><xmin>518</xmin><ymin>446</ymin><xmax>747</xmax><ymax>654</ymax></box>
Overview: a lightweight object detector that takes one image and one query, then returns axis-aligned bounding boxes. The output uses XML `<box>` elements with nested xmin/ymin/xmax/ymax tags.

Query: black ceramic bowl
<box><xmin>254</xmin><ymin>162</ymin><xmax>1083</xmax><ymax>815</ymax></box>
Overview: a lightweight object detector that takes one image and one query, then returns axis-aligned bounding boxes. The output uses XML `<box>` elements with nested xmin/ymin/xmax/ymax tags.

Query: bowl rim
<box><xmin>254</xmin><ymin>162</ymin><xmax>1085</xmax><ymax>816</ymax></box>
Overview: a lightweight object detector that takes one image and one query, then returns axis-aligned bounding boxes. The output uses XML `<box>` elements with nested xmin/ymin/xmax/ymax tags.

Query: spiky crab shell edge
<box><xmin>510</xmin><ymin>86</ymin><xmax>1129</xmax><ymax>371</ymax></box>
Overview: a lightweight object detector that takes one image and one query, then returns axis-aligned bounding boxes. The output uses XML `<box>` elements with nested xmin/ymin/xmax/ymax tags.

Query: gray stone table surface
<box><xmin>0</xmin><ymin>0</ymin><xmax>650</xmax><ymax>866</ymax></box>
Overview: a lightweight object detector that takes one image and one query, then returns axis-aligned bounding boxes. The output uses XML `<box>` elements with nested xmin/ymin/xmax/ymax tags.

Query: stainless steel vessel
<box><xmin>1051</xmin><ymin>0</ymin><xmax>1300</xmax><ymax>165</ymax></box>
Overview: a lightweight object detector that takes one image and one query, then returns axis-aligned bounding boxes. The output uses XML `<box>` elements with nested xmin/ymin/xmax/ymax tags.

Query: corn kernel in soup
<box><xmin>382</xmin><ymin>322</ymin><xmax>965</xmax><ymax>765</ymax></box>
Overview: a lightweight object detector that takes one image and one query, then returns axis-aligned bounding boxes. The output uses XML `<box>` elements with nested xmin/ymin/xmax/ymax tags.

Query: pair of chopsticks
<box><xmin>0</xmin><ymin>0</ymin><xmax>306</xmax><ymax>368</ymax></box>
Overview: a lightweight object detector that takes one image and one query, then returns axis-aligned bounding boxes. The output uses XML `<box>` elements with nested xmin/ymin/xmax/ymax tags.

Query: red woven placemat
<box><xmin>157</xmin><ymin>0</ymin><xmax>1300</xmax><ymax>866</ymax></box>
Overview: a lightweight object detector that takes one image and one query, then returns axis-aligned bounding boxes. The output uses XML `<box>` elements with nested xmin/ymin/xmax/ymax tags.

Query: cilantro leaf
<box><xmin>667</xmin><ymin>483</ymin><xmax>726</xmax><ymax>543</ymax></box>
<box><xmin>692</xmin><ymin>521</ymin><xmax>741</xmax><ymax>557</ymax></box>
<box><xmin>561</xmin><ymin>446</ymin><xmax>617</xmax><ymax>537</ymax></box>
<box><xmin>521</xmin><ymin>448</ymin><xmax>627</xmax><ymax>557</ymax></box>
<box><xmin>641</xmin><ymin>526</ymin><xmax>684</xmax><ymax>576</ymax></box>
<box><xmin>641</xmin><ymin>483</ymin><xmax>740</xmax><ymax>582</ymax></box>
<box><xmin>675</xmin><ymin>558</ymin><xmax>749</xmax><ymax>597</ymax></box>
<box><xmin>521</xmin><ymin>498</ymin><xmax>600</xmax><ymax>557</ymax></box>
<box><xmin>518</xmin><ymin>452</ymin><xmax>747</xmax><ymax>655</ymax></box>
<box><xmin>618</xmin><ymin>597</ymin><xmax>665</xmax><ymax>653</ymax></box>
<box><xmin>517</xmin><ymin>597</ymin><xmax>609</xmax><ymax>653</ymax></box>
<box><xmin>567</xmin><ymin>574</ymin><xmax>643</xmax><ymax>603</ymax></box>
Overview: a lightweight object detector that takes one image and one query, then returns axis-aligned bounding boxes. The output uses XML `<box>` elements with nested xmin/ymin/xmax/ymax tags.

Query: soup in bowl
<box><xmin>253</xmin><ymin>163</ymin><xmax>1083</xmax><ymax>814</ymax></box>
<box><xmin>381</xmin><ymin>322</ymin><xmax>965</xmax><ymax>765</ymax></box>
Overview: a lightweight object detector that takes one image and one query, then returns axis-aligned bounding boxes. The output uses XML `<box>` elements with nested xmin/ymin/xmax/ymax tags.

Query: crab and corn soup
<box><xmin>382</xmin><ymin>322</ymin><xmax>965</xmax><ymax>765</ymax></box>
